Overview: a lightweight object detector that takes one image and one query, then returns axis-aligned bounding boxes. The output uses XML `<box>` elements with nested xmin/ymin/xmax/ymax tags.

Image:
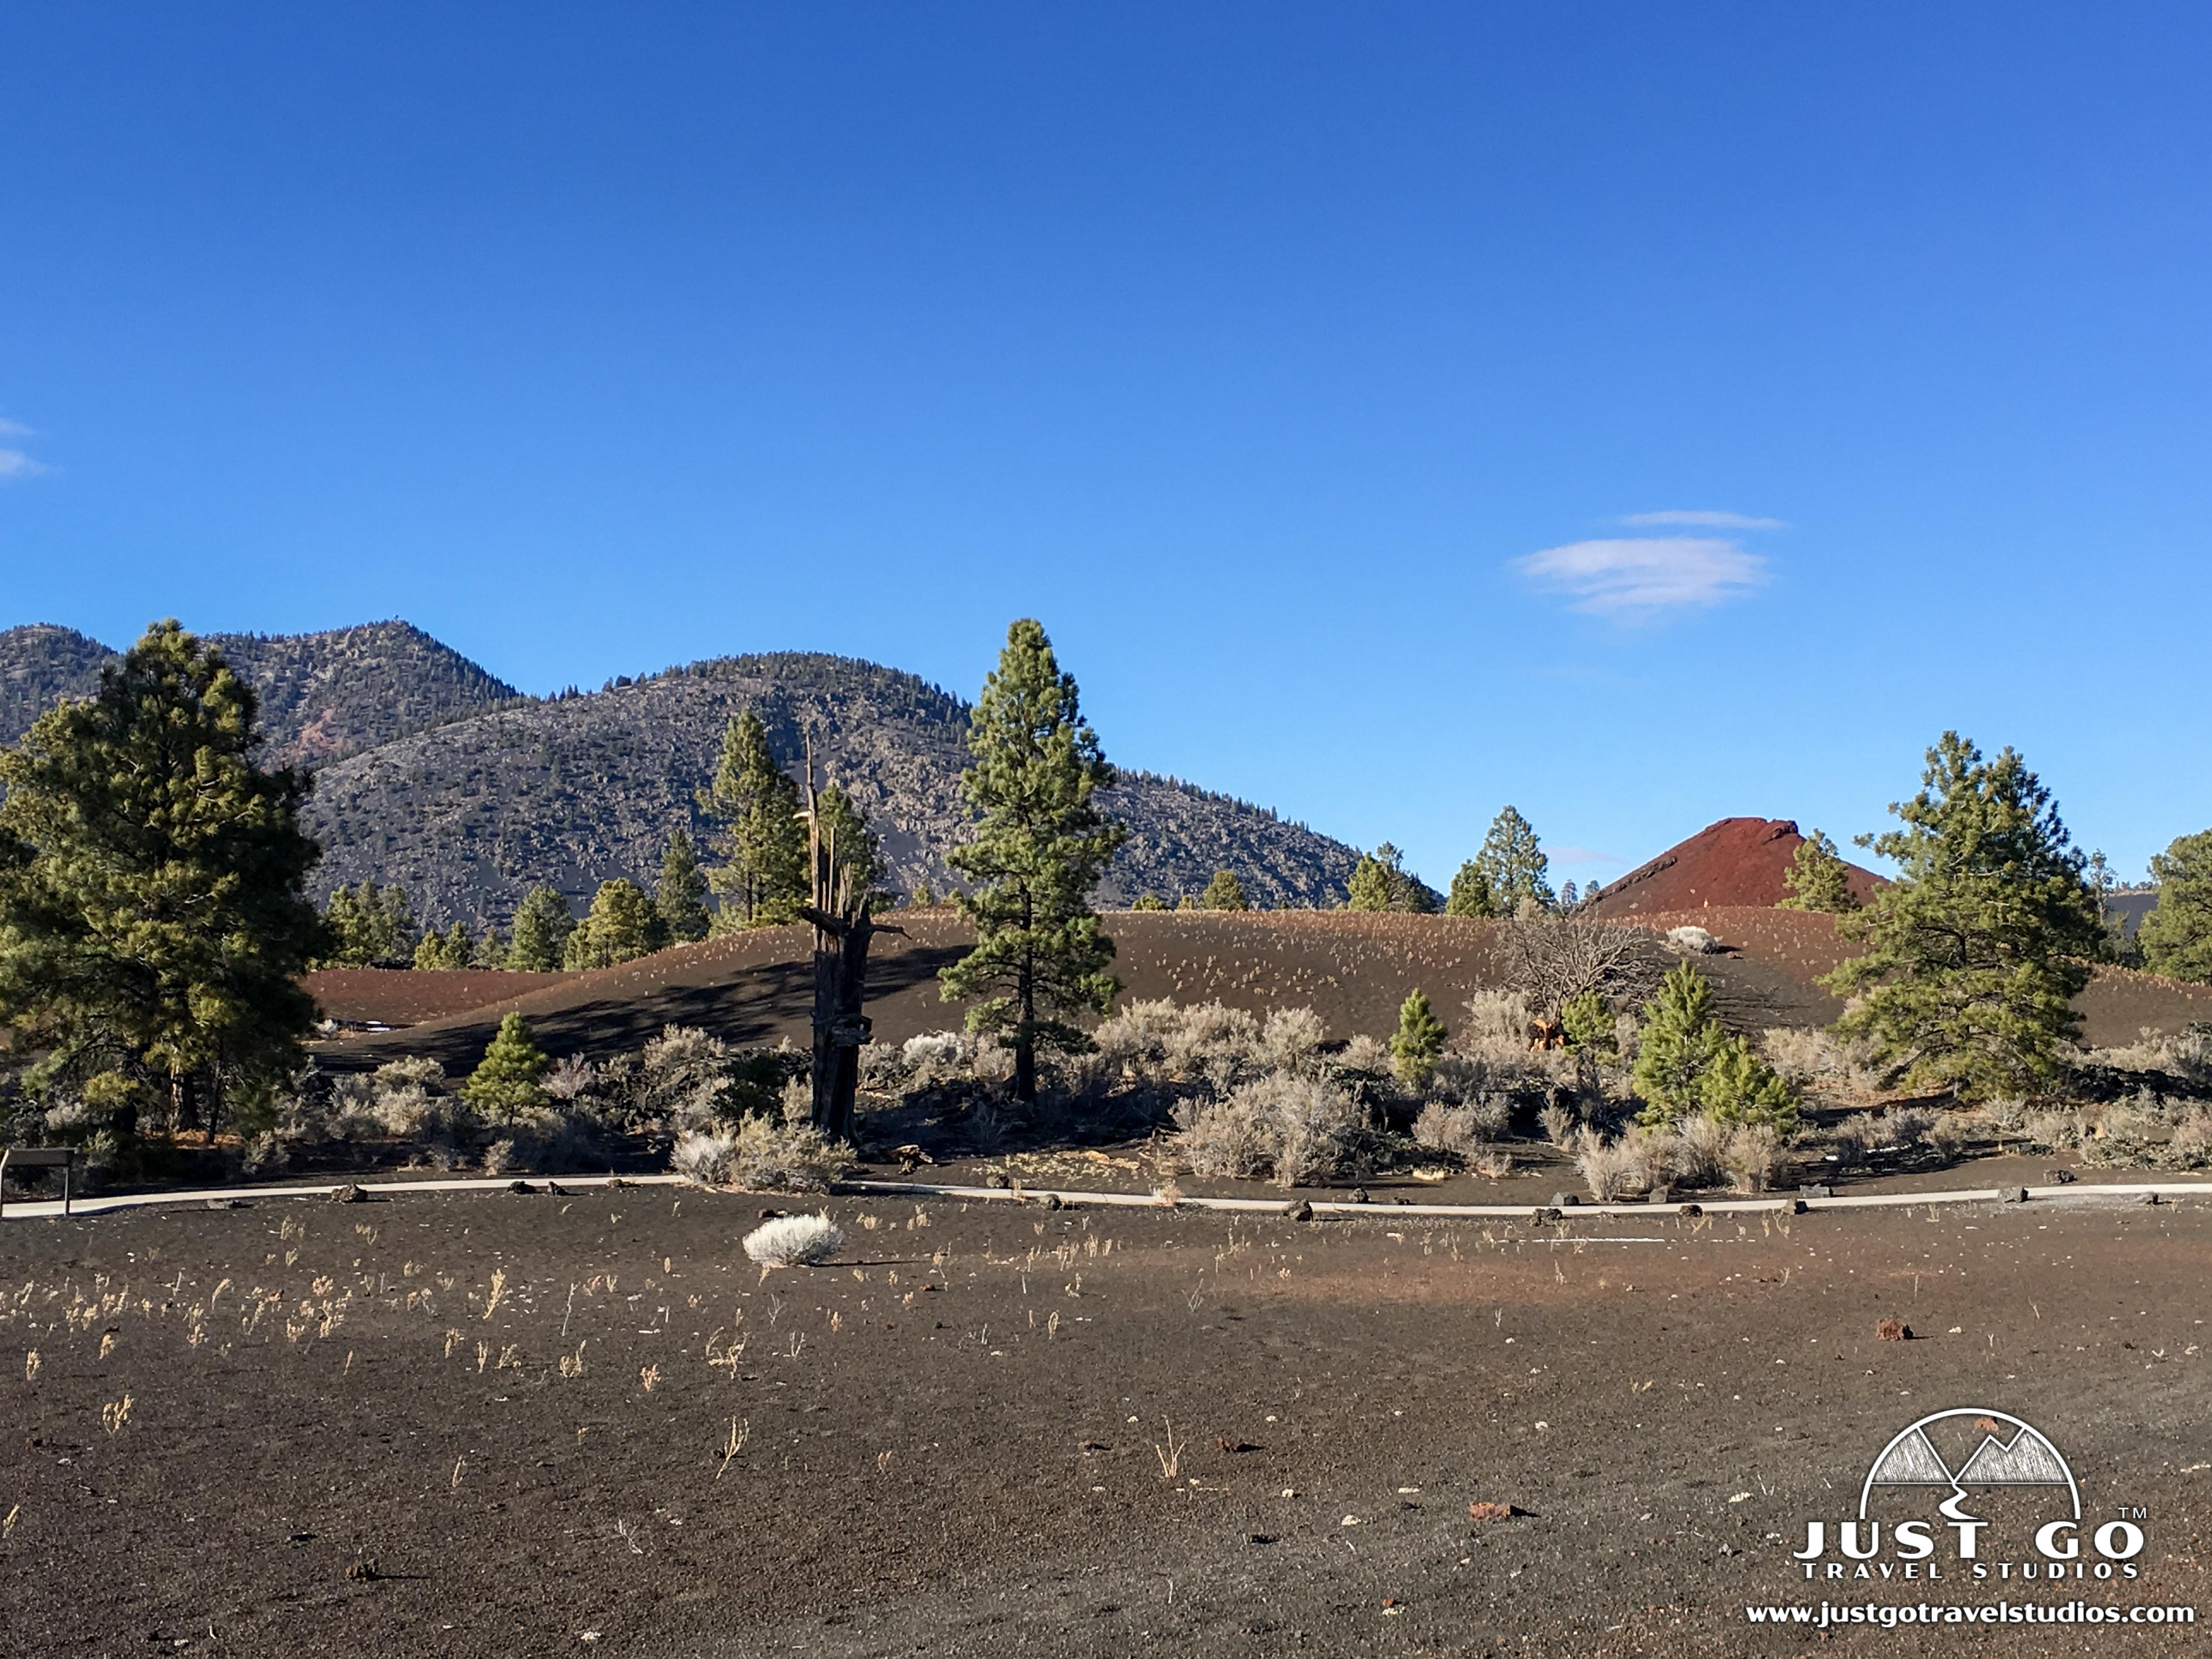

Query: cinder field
<box><xmin>4</xmin><ymin>1188</ymin><xmax>2208</xmax><ymax>1656</ymax></box>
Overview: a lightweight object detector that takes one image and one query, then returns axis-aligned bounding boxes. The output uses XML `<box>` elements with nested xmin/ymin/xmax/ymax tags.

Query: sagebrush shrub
<box><xmin>1672</xmin><ymin>1113</ymin><xmax>1732</xmax><ymax>1188</ymax></box>
<box><xmin>1723</xmin><ymin>1123</ymin><xmax>1790</xmax><ymax>1193</ymax></box>
<box><xmin>1412</xmin><ymin>1101</ymin><xmax>1495</xmax><ymax>1160</ymax></box>
<box><xmin>1178</xmin><ymin>1073</ymin><xmax>1369</xmax><ymax>1188</ymax></box>
<box><xmin>1573</xmin><ymin>1130</ymin><xmax>1642</xmax><ymax>1200</ymax></box>
<box><xmin>743</xmin><ymin>1213</ymin><xmax>846</xmax><ymax>1267</ymax></box>
<box><xmin>672</xmin><ymin>1115</ymin><xmax>847</xmax><ymax>1192</ymax></box>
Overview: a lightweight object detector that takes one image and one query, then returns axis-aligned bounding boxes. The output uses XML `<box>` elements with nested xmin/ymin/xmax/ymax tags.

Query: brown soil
<box><xmin>3</xmin><ymin>1190</ymin><xmax>2205</xmax><ymax>1655</ymax></box>
<box><xmin>1586</xmin><ymin>817</ymin><xmax>1885</xmax><ymax>916</ymax></box>
<box><xmin>310</xmin><ymin>910</ymin><xmax>1839</xmax><ymax>1074</ymax></box>
<box><xmin>307</xmin><ymin>968</ymin><xmax>572</xmax><ymax>1027</ymax></box>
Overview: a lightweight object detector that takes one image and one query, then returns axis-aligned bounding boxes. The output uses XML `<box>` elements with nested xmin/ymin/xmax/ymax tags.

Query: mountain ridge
<box><xmin>0</xmin><ymin>622</ymin><xmax>1361</xmax><ymax>924</ymax></box>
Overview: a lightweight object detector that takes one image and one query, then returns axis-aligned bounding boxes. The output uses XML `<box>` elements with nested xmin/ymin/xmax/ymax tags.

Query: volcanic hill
<box><xmin>0</xmin><ymin>622</ymin><xmax>1361</xmax><ymax>924</ymax></box>
<box><xmin>1583</xmin><ymin>816</ymin><xmax>1885</xmax><ymax>917</ymax></box>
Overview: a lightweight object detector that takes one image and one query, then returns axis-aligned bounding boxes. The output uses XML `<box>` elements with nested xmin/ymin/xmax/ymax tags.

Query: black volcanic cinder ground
<box><xmin>2</xmin><ymin>1190</ymin><xmax>2207</xmax><ymax>1655</ymax></box>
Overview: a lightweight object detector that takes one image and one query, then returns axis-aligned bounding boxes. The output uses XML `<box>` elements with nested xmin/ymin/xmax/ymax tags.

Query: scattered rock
<box><xmin>345</xmin><ymin>1559</ymin><xmax>380</xmax><ymax>1581</ymax></box>
<box><xmin>1467</xmin><ymin>1501</ymin><xmax>1514</xmax><ymax>1522</ymax></box>
<box><xmin>604</xmin><ymin>1177</ymin><xmax>628</xmax><ymax>1189</ymax></box>
<box><xmin>1677</xmin><ymin>1202</ymin><xmax>1703</xmax><ymax>1217</ymax></box>
<box><xmin>1348</xmin><ymin>1187</ymin><xmax>1369</xmax><ymax>1204</ymax></box>
<box><xmin>1646</xmin><ymin>1185</ymin><xmax>1674</xmax><ymax>1205</ymax></box>
<box><xmin>1246</xmin><ymin>1533</ymin><xmax>1276</xmax><ymax>1546</ymax></box>
<box><xmin>327</xmin><ymin>1183</ymin><xmax>366</xmax><ymax>1205</ymax></box>
<box><xmin>1283</xmin><ymin>1200</ymin><xmax>1313</xmax><ymax>1221</ymax></box>
<box><xmin>2001</xmin><ymin>1187</ymin><xmax>2029</xmax><ymax>1204</ymax></box>
<box><xmin>1788</xmin><ymin>1198</ymin><xmax>1809</xmax><ymax>1214</ymax></box>
<box><xmin>1876</xmin><ymin>1318</ymin><xmax>1911</xmax><ymax>1342</ymax></box>
<box><xmin>756</xmin><ymin>1208</ymin><xmax>787</xmax><ymax>1220</ymax></box>
<box><xmin>1549</xmin><ymin>1192</ymin><xmax>1579</xmax><ymax>1208</ymax></box>
<box><xmin>1534</xmin><ymin>1207</ymin><xmax>1565</xmax><ymax>1224</ymax></box>
<box><xmin>2142</xmin><ymin>1190</ymin><xmax>2163</xmax><ymax>1206</ymax></box>
<box><xmin>1078</xmin><ymin>1439</ymin><xmax>1109</xmax><ymax>1453</ymax></box>
<box><xmin>894</xmin><ymin>1143</ymin><xmax>933</xmax><ymax>1165</ymax></box>
<box><xmin>983</xmin><ymin>1170</ymin><xmax>1011</xmax><ymax>1190</ymax></box>
<box><xmin>204</xmin><ymin>1198</ymin><xmax>250</xmax><ymax>1210</ymax></box>
<box><xmin>2048</xmin><ymin>1169</ymin><xmax>2077</xmax><ymax>1185</ymax></box>
<box><xmin>547</xmin><ymin>1182</ymin><xmax>568</xmax><ymax>1196</ymax></box>
<box><xmin>1037</xmin><ymin>1193</ymin><xmax>1064</xmax><ymax>1210</ymax></box>
<box><xmin>1217</xmin><ymin>1438</ymin><xmax>1262</xmax><ymax>1453</ymax></box>
<box><xmin>1799</xmin><ymin>1184</ymin><xmax>1834</xmax><ymax>1200</ymax></box>
<box><xmin>508</xmin><ymin>1180</ymin><xmax>535</xmax><ymax>1195</ymax></box>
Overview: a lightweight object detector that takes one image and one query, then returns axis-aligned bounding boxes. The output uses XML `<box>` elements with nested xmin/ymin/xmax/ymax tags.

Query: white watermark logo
<box><xmin>1791</xmin><ymin>1408</ymin><xmax>2146</xmax><ymax>1584</ymax></box>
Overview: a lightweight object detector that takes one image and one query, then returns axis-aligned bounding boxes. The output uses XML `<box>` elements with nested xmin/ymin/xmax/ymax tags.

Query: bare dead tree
<box><xmin>1500</xmin><ymin>913</ymin><xmax>1657</xmax><ymax>1022</ymax></box>
<box><xmin>796</xmin><ymin>735</ymin><xmax>900</xmax><ymax>1143</ymax></box>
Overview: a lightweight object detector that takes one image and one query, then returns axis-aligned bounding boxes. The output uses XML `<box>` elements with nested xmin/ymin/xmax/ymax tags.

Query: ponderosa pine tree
<box><xmin>414</xmin><ymin>920</ymin><xmax>475</xmax><ymax>971</ymax></box>
<box><xmin>0</xmin><ymin>620</ymin><xmax>324</xmax><ymax>1140</ymax></box>
<box><xmin>1347</xmin><ymin>844</ymin><xmax>1439</xmax><ymax>913</ymax></box>
<box><xmin>1475</xmin><ymin>807</ymin><xmax>1555</xmax><ymax>912</ymax></box>
<box><xmin>320</xmin><ymin>880</ymin><xmax>416</xmax><ymax>967</ymax></box>
<box><xmin>655</xmin><ymin>827</ymin><xmax>712</xmax><ymax>945</ymax></box>
<box><xmin>816</xmin><ymin>782</ymin><xmax>889</xmax><ymax>904</ymax></box>
<box><xmin>1633</xmin><ymin>960</ymin><xmax>1728</xmax><ymax>1125</ymax></box>
<box><xmin>698</xmin><ymin>710</ymin><xmax>807</xmax><ymax>929</ymax></box>
<box><xmin>1778</xmin><ymin>830</ymin><xmax>1859</xmax><ymax>913</ymax></box>
<box><xmin>461</xmin><ymin>1011</ymin><xmax>550</xmax><ymax>1121</ymax></box>
<box><xmin>2139</xmin><ymin>829</ymin><xmax>2212</xmax><ymax>984</ymax></box>
<box><xmin>1199</xmin><ymin>869</ymin><xmax>1249</xmax><ymax>910</ymax></box>
<box><xmin>1824</xmin><ymin>733</ymin><xmax>2102</xmax><ymax>1100</ymax></box>
<box><xmin>1445</xmin><ymin>860</ymin><xmax>1498</xmax><ymax>918</ymax></box>
<box><xmin>506</xmin><ymin>885</ymin><xmax>576</xmax><ymax>972</ymax></box>
<box><xmin>1389</xmin><ymin>988</ymin><xmax>1448</xmax><ymax>1087</ymax></box>
<box><xmin>938</xmin><ymin>620</ymin><xmax>1129</xmax><ymax>1101</ymax></box>
<box><xmin>564</xmin><ymin>878</ymin><xmax>662</xmax><ymax>969</ymax></box>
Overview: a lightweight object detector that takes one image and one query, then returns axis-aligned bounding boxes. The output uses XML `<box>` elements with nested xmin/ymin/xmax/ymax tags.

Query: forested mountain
<box><xmin>0</xmin><ymin>620</ymin><xmax>519</xmax><ymax>765</ymax></box>
<box><xmin>2</xmin><ymin>624</ymin><xmax>1360</xmax><ymax>924</ymax></box>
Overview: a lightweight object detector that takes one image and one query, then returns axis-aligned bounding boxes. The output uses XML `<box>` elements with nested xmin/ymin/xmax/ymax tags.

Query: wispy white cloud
<box><xmin>1616</xmin><ymin>509</ymin><xmax>1788</xmax><ymax>530</ymax></box>
<box><xmin>0</xmin><ymin>418</ymin><xmax>30</xmax><ymax>437</ymax></box>
<box><xmin>1515</xmin><ymin>536</ymin><xmax>1769</xmax><ymax>615</ymax></box>
<box><xmin>0</xmin><ymin>449</ymin><xmax>45</xmax><ymax>481</ymax></box>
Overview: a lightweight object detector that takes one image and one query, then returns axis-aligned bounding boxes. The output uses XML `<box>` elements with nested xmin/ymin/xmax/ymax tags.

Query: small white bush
<box><xmin>743</xmin><ymin>1213</ymin><xmax>845</xmax><ymax>1268</ymax></box>
<box><xmin>1411</xmin><ymin>1101</ymin><xmax>1492</xmax><ymax>1160</ymax></box>
<box><xmin>1666</xmin><ymin>926</ymin><xmax>1720</xmax><ymax>954</ymax></box>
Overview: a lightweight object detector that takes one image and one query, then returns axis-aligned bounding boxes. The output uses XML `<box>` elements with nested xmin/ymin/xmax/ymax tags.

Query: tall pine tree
<box><xmin>1825</xmin><ymin>733</ymin><xmax>2102</xmax><ymax>1100</ymax></box>
<box><xmin>506</xmin><ymin>885</ymin><xmax>576</xmax><ymax>972</ymax></box>
<box><xmin>938</xmin><ymin>620</ymin><xmax>1129</xmax><ymax>1100</ymax></box>
<box><xmin>698</xmin><ymin>710</ymin><xmax>807</xmax><ymax>928</ymax></box>
<box><xmin>2139</xmin><ymin>829</ymin><xmax>2212</xmax><ymax>984</ymax></box>
<box><xmin>816</xmin><ymin>781</ymin><xmax>890</xmax><ymax>903</ymax></box>
<box><xmin>655</xmin><ymin>827</ymin><xmax>712</xmax><ymax>945</ymax></box>
<box><xmin>1444</xmin><ymin>860</ymin><xmax>1498</xmax><ymax>918</ymax></box>
<box><xmin>0</xmin><ymin>621</ymin><xmax>324</xmax><ymax>1140</ymax></box>
<box><xmin>563</xmin><ymin>878</ymin><xmax>662</xmax><ymax>969</ymax></box>
<box><xmin>1475</xmin><ymin>806</ymin><xmax>1554</xmax><ymax>912</ymax></box>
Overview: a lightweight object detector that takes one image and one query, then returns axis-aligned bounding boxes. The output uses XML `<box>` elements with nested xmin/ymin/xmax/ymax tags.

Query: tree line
<box><xmin>5</xmin><ymin>616</ymin><xmax>2212</xmax><ymax>1152</ymax></box>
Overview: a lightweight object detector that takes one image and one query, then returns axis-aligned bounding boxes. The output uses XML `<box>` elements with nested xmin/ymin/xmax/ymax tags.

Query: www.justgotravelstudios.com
<box><xmin>1744</xmin><ymin>1600</ymin><xmax>2197</xmax><ymax>1628</ymax></box>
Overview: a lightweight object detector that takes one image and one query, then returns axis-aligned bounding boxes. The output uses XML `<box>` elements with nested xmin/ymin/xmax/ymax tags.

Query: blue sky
<box><xmin>4</xmin><ymin>4</ymin><xmax>2209</xmax><ymax>890</ymax></box>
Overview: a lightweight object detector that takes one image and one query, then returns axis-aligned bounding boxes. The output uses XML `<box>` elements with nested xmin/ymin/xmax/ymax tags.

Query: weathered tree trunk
<box><xmin>797</xmin><ymin>745</ymin><xmax>900</xmax><ymax>1143</ymax></box>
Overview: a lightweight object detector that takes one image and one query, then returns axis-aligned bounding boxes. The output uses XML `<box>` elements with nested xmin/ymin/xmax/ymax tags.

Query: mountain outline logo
<box><xmin>1858</xmin><ymin>1408</ymin><xmax>2079</xmax><ymax>1523</ymax></box>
